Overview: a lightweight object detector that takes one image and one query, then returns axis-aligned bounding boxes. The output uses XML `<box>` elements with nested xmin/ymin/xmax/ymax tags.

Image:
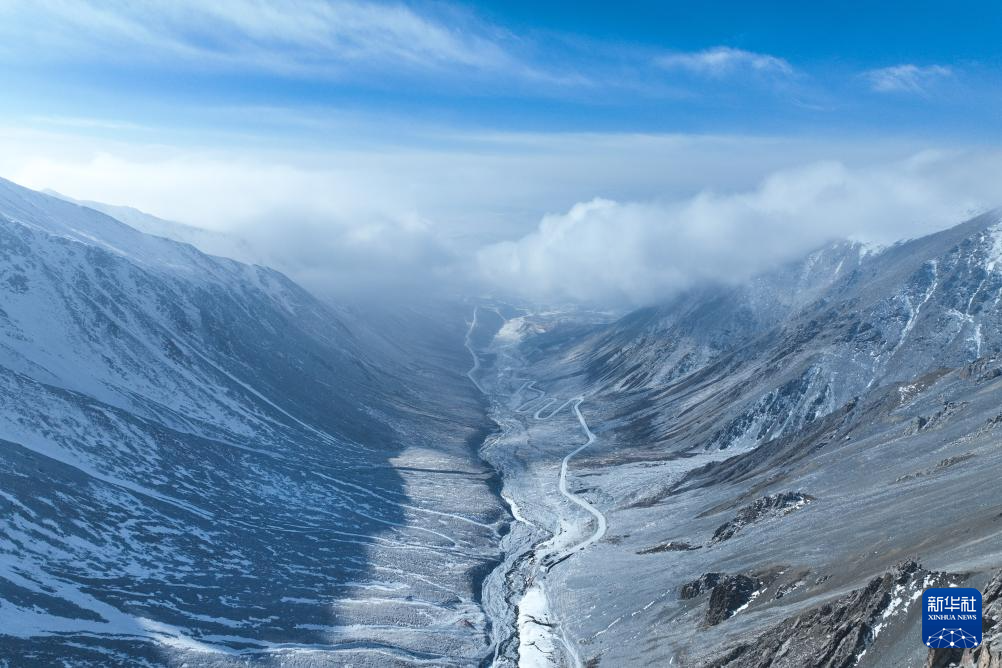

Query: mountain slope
<box><xmin>475</xmin><ymin>210</ymin><xmax>1002</xmax><ymax>667</ymax></box>
<box><xmin>0</xmin><ymin>178</ymin><xmax>503</xmax><ymax>667</ymax></box>
<box><xmin>43</xmin><ymin>189</ymin><xmax>258</xmax><ymax>264</ymax></box>
<box><xmin>544</xmin><ymin>211</ymin><xmax>1002</xmax><ymax>459</ymax></box>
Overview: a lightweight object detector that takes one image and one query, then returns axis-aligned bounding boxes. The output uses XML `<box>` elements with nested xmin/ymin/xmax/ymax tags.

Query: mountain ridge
<box><xmin>470</xmin><ymin>207</ymin><xmax>1002</xmax><ymax>666</ymax></box>
<box><xmin>0</xmin><ymin>178</ymin><xmax>505</xmax><ymax>666</ymax></box>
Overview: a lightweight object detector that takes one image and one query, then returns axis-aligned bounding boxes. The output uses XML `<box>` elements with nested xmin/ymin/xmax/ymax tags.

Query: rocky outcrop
<box><xmin>710</xmin><ymin>561</ymin><xmax>934</xmax><ymax>668</ymax></box>
<box><xmin>680</xmin><ymin>571</ymin><xmax>765</xmax><ymax>626</ymax></box>
<box><xmin>912</xmin><ymin>401</ymin><xmax>967</xmax><ymax>433</ymax></box>
<box><xmin>896</xmin><ymin>452</ymin><xmax>977</xmax><ymax>484</ymax></box>
<box><xmin>680</xmin><ymin>572</ymin><xmax>723</xmax><ymax>600</ymax></box>
<box><xmin>710</xmin><ymin>492</ymin><xmax>815</xmax><ymax>544</ymax></box>
<box><xmin>705</xmin><ymin>574</ymin><xmax>762</xmax><ymax>626</ymax></box>
<box><xmin>637</xmin><ymin>540</ymin><xmax>701</xmax><ymax>555</ymax></box>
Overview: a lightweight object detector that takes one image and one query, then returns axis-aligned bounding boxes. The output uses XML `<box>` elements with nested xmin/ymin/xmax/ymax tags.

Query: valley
<box><xmin>4</xmin><ymin>178</ymin><xmax>1002</xmax><ymax>667</ymax></box>
<box><xmin>0</xmin><ymin>179</ymin><xmax>504</xmax><ymax>666</ymax></box>
<box><xmin>466</xmin><ymin>215</ymin><xmax>1002</xmax><ymax>666</ymax></box>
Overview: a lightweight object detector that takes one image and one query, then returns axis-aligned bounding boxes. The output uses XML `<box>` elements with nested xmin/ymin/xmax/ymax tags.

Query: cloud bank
<box><xmin>10</xmin><ymin>149</ymin><xmax>456</xmax><ymax>298</ymax></box>
<box><xmin>6</xmin><ymin>130</ymin><xmax>1002</xmax><ymax>308</ymax></box>
<box><xmin>477</xmin><ymin>151</ymin><xmax>1000</xmax><ymax>305</ymax></box>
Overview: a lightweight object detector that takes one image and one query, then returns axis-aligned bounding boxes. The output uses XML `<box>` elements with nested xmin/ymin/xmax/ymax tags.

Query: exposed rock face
<box><xmin>637</xmin><ymin>540</ymin><xmax>701</xmax><ymax>555</ymax></box>
<box><xmin>896</xmin><ymin>451</ymin><xmax>977</xmax><ymax>483</ymax></box>
<box><xmin>705</xmin><ymin>574</ymin><xmax>762</xmax><ymax>626</ymax></box>
<box><xmin>927</xmin><ymin>648</ymin><xmax>967</xmax><ymax>668</ymax></box>
<box><xmin>680</xmin><ymin>573</ymin><xmax>723</xmax><ymax>600</ymax></box>
<box><xmin>925</xmin><ymin>570</ymin><xmax>1002</xmax><ymax>668</ymax></box>
<box><xmin>710</xmin><ymin>492</ymin><xmax>815</xmax><ymax>544</ymax></box>
<box><xmin>914</xmin><ymin>401</ymin><xmax>967</xmax><ymax>433</ymax></box>
<box><xmin>711</xmin><ymin>561</ymin><xmax>931</xmax><ymax>667</ymax></box>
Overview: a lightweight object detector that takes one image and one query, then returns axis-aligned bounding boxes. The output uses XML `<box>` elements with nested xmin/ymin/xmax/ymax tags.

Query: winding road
<box><xmin>468</xmin><ymin>324</ymin><xmax>608</xmax><ymax>568</ymax></box>
<box><xmin>520</xmin><ymin>390</ymin><xmax>607</xmax><ymax>569</ymax></box>
<box><xmin>550</xmin><ymin>397</ymin><xmax>607</xmax><ymax>565</ymax></box>
<box><xmin>465</xmin><ymin>306</ymin><xmax>607</xmax><ymax>668</ymax></box>
<box><xmin>464</xmin><ymin>306</ymin><xmax>486</xmax><ymax>393</ymax></box>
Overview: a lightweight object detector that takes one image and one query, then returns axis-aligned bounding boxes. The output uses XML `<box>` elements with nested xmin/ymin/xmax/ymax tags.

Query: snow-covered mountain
<box><xmin>469</xmin><ymin>209</ymin><xmax>1002</xmax><ymax>667</ymax></box>
<box><xmin>549</xmin><ymin>211</ymin><xmax>1002</xmax><ymax>456</ymax></box>
<box><xmin>7</xmin><ymin>172</ymin><xmax>1002</xmax><ymax>668</ymax></box>
<box><xmin>43</xmin><ymin>189</ymin><xmax>259</xmax><ymax>264</ymax></box>
<box><xmin>0</xmin><ymin>178</ymin><xmax>504</xmax><ymax>666</ymax></box>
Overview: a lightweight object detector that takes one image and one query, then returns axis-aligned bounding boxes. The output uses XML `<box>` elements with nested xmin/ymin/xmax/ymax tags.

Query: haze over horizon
<box><xmin>2</xmin><ymin>0</ymin><xmax>1002</xmax><ymax>304</ymax></box>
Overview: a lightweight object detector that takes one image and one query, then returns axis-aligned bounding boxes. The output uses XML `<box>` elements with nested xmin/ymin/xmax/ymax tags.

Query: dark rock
<box><xmin>637</xmin><ymin>540</ymin><xmax>701</xmax><ymax>555</ymax></box>
<box><xmin>774</xmin><ymin>573</ymin><xmax>810</xmax><ymax>600</ymax></box>
<box><xmin>925</xmin><ymin>648</ymin><xmax>965</xmax><ymax>668</ymax></box>
<box><xmin>710</xmin><ymin>561</ymin><xmax>933</xmax><ymax>667</ymax></box>
<box><xmin>705</xmin><ymin>574</ymin><xmax>761</xmax><ymax>626</ymax></box>
<box><xmin>914</xmin><ymin>401</ymin><xmax>966</xmax><ymax>433</ymax></box>
<box><xmin>710</xmin><ymin>492</ymin><xmax>815</xmax><ymax>544</ymax></box>
<box><xmin>979</xmin><ymin>368</ymin><xmax>1002</xmax><ymax>382</ymax></box>
<box><xmin>680</xmin><ymin>572</ymin><xmax>723</xmax><ymax>600</ymax></box>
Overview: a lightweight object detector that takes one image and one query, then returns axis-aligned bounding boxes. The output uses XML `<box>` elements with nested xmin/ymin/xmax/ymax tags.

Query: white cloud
<box><xmin>656</xmin><ymin>46</ymin><xmax>793</xmax><ymax>78</ymax></box>
<box><xmin>5</xmin><ymin>126</ymin><xmax>895</xmax><ymax>240</ymax></box>
<box><xmin>477</xmin><ymin>151</ymin><xmax>1002</xmax><ymax>306</ymax></box>
<box><xmin>5</xmin><ymin>147</ymin><xmax>458</xmax><ymax>297</ymax></box>
<box><xmin>0</xmin><ymin>0</ymin><xmax>514</xmax><ymax>76</ymax></box>
<box><xmin>863</xmin><ymin>64</ymin><xmax>953</xmax><ymax>94</ymax></box>
<box><xmin>4</xmin><ymin>125</ymin><xmax>999</xmax><ymax>306</ymax></box>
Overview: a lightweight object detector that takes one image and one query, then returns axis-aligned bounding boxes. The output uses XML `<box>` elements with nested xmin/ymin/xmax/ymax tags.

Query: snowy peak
<box><xmin>0</xmin><ymin>177</ymin><xmax>364</xmax><ymax>433</ymax></box>
<box><xmin>43</xmin><ymin>188</ymin><xmax>259</xmax><ymax>265</ymax></box>
<box><xmin>0</xmin><ymin>176</ymin><xmax>215</xmax><ymax>276</ymax></box>
<box><xmin>564</xmin><ymin>209</ymin><xmax>1002</xmax><ymax>455</ymax></box>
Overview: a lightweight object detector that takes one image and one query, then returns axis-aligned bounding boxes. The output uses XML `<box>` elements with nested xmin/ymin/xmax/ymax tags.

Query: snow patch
<box><xmin>517</xmin><ymin>585</ymin><xmax>561</xmax><ymax>668</ymax></box>
<box><xmin>986</xmin><ymin>222</ymin><xmax>1002</xmax><ymax>272</ymax></box>
<box><xmin>733</xmin><ymin>589</ymin><xmax>763</xmax><ymax>615</ymax></box>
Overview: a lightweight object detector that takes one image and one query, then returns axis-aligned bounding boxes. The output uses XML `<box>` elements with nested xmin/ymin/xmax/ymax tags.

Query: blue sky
<box><xmin>1</xmin><ymin>0</ymin><xmax>998</xmax><ymax>141</ymax></box>
<box><xmin>1</xmin><ymin>1</ymin><xmax>1001</xmax><ymax>304</ymax></box>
